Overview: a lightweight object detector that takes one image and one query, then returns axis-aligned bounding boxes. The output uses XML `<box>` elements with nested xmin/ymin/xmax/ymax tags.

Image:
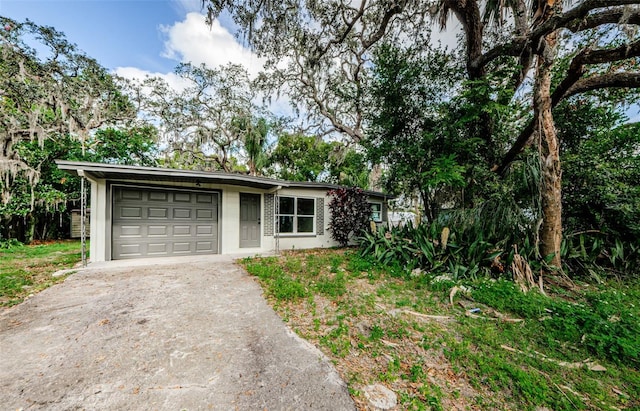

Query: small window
<box><xmin>277</xmin><ymin>196</ymin><xmax>316</xmax><ymax>235</ymax></box>
<box><xmin>370</xmin><ymin>202</ymin><xmax>382</xmax><ymax>222</ymax></box>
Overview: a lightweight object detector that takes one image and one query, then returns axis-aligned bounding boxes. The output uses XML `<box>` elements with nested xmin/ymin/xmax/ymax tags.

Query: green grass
<box><xmin>470</xmin><ymin>279</ymin><xmax>640</xmax><ymax>366</ymax></box>
<box><xmin>0</xmin><ymin>240</ymin><xmax>83</xmax><ymax>306</ymax></box>
<box><xmin>241</xmin><ymin>248</ymin><xmax>640</xmax><ymax>411</ymax></box>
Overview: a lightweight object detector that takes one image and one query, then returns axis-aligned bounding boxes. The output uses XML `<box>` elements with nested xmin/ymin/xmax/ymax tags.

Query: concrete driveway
<box><xmin>0</xmin><ymin>255</ymin><xmax>355</xmax><ymax>410</ymax></box>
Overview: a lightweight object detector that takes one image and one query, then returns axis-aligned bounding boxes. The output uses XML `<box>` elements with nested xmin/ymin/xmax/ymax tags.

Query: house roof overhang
<box><xmin>55</xmin><ymin>160</ymin><xmax>393</xmax><ymax>199</ymax></box>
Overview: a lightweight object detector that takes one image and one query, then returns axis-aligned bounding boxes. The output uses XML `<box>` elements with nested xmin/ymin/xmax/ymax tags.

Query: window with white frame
<box><xmin>370</xmin><ymin>202</ymin><xmax>382</xmax><ymax>222</ymax></box>
<box><xmin>277</xmin><ymin>196</ymin><xmax>315</xmax><ymax>234</ymax></box>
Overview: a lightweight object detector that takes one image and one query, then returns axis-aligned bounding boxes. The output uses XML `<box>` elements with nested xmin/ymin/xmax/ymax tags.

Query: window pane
<box><xmin>370</xmin><ymin>203</ymin><xmax>382</xmax><ymax>222</ymax></box>
<box><xmin>297</xmin><ymin>216</ymin><xmax>314</xmax><ymax>233</ymax></box>
<box><xmin>297</xmin><ymin>198</ymin><xmax>315</xmax><ymax>215</ymax></box>
<box><xmin>279</xmin><ymin>216</ymin><xmax>294</xmax><ymax>233</ymax></box>
<box><xmin>279</xmin><ymin>197</ymin><xmax>294</xmax><ymax>214</ymax></box>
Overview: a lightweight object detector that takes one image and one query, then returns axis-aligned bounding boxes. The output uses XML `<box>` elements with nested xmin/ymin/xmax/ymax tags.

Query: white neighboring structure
<box><xmin>388</xmin><ymin>211</ymin><xmax>417</xmax><ymax>228</ymax></box>
<box><xmin>56</xmin><ymin>161</ymin><xmax>391</xmax><ymax>262</ymax></box>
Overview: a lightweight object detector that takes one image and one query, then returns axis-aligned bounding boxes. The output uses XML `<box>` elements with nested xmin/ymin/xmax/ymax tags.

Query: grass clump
<box><xmin>243</xmin><ymin>258</ymin><xmax>309</xmax><ymax>301</ymax></box>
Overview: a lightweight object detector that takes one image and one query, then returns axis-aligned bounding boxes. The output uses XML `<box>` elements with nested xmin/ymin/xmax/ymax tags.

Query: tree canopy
<box><xmin>267</xmin><ymin>133</ymin><xmax>369</xmax><ymax>187</ymax></box>
<box><xmin>0</xmin><ymin>17</ymin><xmax>134</xmax><ymax>204</ymax></box>
<box><xmin>3</xmin><ymin>5</ymin><xmax>640</xmax><ymax>278</ymax></box>
<box><xmin>133</xmin><ymin>62</ymin><xmax>271</xmax><ymax>172</ymax></box>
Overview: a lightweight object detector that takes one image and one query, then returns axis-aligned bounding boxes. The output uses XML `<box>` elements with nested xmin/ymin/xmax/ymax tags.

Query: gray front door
<box><xmin>112</xmin><ymin>186</ymin><xmax>219</xmax><ymax>259</ymax></box>
<box><xmin>239</xmin><ymin>193</ymin><xmax>260</xmax><ymax>248</ymax></box>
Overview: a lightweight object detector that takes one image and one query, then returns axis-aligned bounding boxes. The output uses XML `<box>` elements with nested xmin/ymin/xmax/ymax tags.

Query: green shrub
<box><xmin>0</xmin><ymin>238</ymin><xmax>23</xmax><ymax>249</ymax></box>
<box><xmin>360</xmin><ymin>220</ymin><xmax>640</xmax><ymax>283</ymax></box>
<box><xmin>359</xmin><ymin>221</ymin><xmax>503</xmax><ymax>280</ymax></box>
<box><xmin>562</xmin><ymin>233</ymin><xmax>640</xmax><ymax>279</ymax></box>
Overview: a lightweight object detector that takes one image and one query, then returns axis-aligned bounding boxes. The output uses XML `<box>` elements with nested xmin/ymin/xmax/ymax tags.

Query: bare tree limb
<box><xmin>552</xmin><ymin>38</ymin><xmax>640</xmax><ymax>104</ymax></box>
<box><xmin>472</xmin><ymin>3</ymin><xmax>640</xmax><ymax>72</ymax></box>
<box><xmin>564</xmin><ymin>72</ymin><xmax>640</xmax><ymax>98</ymax></box>
<box><xmin>363</xmin><ymin>2</ymin><xmax>404</xmax><ymax>49</ymax></box>
<box><xmin>534</xmin><ymin>0</ymin><xmax>639</xmax><ymax>36</ymax></box>
<box><xmin>295</xmin><ymin>56</ymin><xmax>365</xmax><ymax>142</ymax></box>
<box><xmin>311</xmin><ymin>1</ymin><xmax>366</xmax><ymax>62</ymax></box>
<box><xmin>496</xmin><ymin>35</ymin><xmax>640</xmax><ymax>175</ymax></box>
<box><xmin>496</xmin><ymin>120</ymin><xmax>536</xmax><ymax>175</ymax></box>
<box><xmin>565</xmin><ymin>8</ymin><xmax>640</xmax><ymax>32</ymax></box>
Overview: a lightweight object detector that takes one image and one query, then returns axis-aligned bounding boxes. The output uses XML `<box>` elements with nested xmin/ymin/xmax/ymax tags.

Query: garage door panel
<box><xmin>197</xmin><ymin>225</ymin><xmax>213</xmax><ymax>235</ymax></box>
<box><xmin>197</xmin><ymin>194</ymin><xmax>213</xmax><ymax>203</ymax></box>
<box><xmin>148</xmin><ymin>243</ymin><xmax>169</xmax><ymax>255</ymax></box>
<box><xmin>173</xmin><ymin>225</ymin><xmax>192</xmax><ymax>236</ymax></box>
<box><xmin>121</xmin><ymin>189</ymin><xmax>142</xmax><ymax>201</ymax></box>
<box><xmin>197</xmin><ymin>209</ymin><xmax>213</xmax><ymax>219</ymax></box>
<box><xmin>116</xmin><ymin>243</ymin><xmax>143</xmax><ymax>258</ymax></box>
<box><xmin>149</xmin><ymin>191</ymin><xmax>168</xmax><ymax>201</ymax></box>
<box><xmin>174</xmin><ymin>193</ymin><xmax>191</xmax><ymax>202</ymax></box>
<box><xmin>196</xmin><ymin>241</ymin><xmax>214</xmax><ymax>251</ymax></box>
<box><xmin>173</xmin><ymin>208</ymin><xmax>191</xmax><ymax>219</ymax></box>
<box><xmin>148</xmin><ymin>208</ymin><xmax>168</xmax><ymax>219</ymax></box>
<box><xmin>172</xmin><ymin>242</ymin><xmax>192</xmax><ymax>253</ymax></box>
<box><xmin>112</xmin><ymin>187</ymin><xmax>219</xmax><ymax>260</ymax></box>
<box><xmin>119</xmin><ymin>207</ymin><xmax>142</xmax><ymax>219</ymax></box>
<box><xmin>117</xmin><ymin>225</ymin><xmax>142</xmax><ymax>237</ymax></box>
<box><xmin>148</xmin><ymin>226</ymin><xmax>168</xmax><ymax>236</ymax></box>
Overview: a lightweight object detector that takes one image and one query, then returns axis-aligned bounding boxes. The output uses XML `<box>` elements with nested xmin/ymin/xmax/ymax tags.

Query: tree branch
<box><xmin>472</xmin><ymin>3</ymin><xmax>640</xmax><ymax>72</ymax></box>
<box><xmin>312</xmin><ymin>1</ymin><xmax>366</xmax><ymax>61</ymax></box>
<box><xmin>565</xmin><ymin>8</ymin><xmax>640</xmax><ymax>32</ymax></box>
<box><xmin>295</xmin><ymin>57</ymin><xmax>364</xmax><ymax>142</ymax></box>
<box><xmin>498</xmin><ymin>71</ymin><xmax>640</xmax><ymax>175</ymax></box>
<box><xmin>497</xmin><ymin>38</ymin><xmax>640</xmax><ymax>175</ymax></box>
<box><xmin>552</xmin><ymin>38</ymin><xmax>640</xmax><ymax>105</ymax></box>
<box><xmin>496</xmin><ymin>119</ymin><xmax>535</xmax><ymax>175</ymax></box>
<box><xmin>362</xmin><ymin>2</ymin><xmax>404</xmax><ymax>49</ymax></box>
<box><xmin>535</xmin><ymin>0</ymin><xmax>639</xmax><ymax>36</ymax></box>
<box><xmin>564</xmin><ymin>72</ymin><xmax>640</xmax><ymax>98</ymax></box>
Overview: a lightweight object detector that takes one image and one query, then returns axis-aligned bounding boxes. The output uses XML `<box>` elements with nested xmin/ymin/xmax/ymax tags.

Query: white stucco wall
<box><xmin>272</xmin><ymin>187</ymin><xmax>336</xmax><ymax>252</ymax></box>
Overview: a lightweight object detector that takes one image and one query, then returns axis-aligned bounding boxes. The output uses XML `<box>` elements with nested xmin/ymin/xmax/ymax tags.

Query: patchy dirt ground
<box><xmin>0</xmin><ymin>256</ymin><xmax>354</xmax><ymax>410</ymax></box>
<box><xmin>243</xmin><ymin>249</ymin><xmax>512</xmax><ymax>410</ymax></box>
<box><xmin>243</xmin><ymin>249</ymin><xmax>640</xmax><ymax>411</ymax></box>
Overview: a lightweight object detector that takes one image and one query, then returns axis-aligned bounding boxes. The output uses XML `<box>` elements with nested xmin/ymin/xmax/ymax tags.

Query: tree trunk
<box><xmin>534</xmin><ymin>5</ymin><xmax>563</xmax><ymax>268</ymax></box>
<box><xmin>25</xmin><ymin>212</ymin><xmax>36</xmax><ymax>244</ymax></box>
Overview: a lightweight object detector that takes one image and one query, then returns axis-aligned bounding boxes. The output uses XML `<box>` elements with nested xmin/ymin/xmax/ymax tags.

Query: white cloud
<box><xmin>113</xmin><ymin>12</ymin><xmax>265</xmax><ymax>93</ymax></box>
<box><xmin>113</xmin><ymin>66</ymin><xmax>190</xmax><ymax>92</ymax></box>
<box><xmin>160</xmin><ymin>12</ymin><xmax>265</xmax><ymax>77</ymax></box>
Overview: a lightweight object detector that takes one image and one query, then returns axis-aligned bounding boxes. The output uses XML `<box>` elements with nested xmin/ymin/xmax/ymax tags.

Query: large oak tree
<box><xmin>0</xmin><ymin>17</ymin><xmax>134</xmax><ymax>204</ymax></box>
<box><xmin>203</xmin><ymin>0</ymin><xmax>640</xmax><ymax>267</ymax></box>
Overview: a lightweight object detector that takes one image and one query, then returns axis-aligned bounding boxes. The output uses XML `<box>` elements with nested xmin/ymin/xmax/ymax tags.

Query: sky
<box><xmin>0</xmin><ymin>0</ymin><xmax>264</xmax><ymax>83</ymax></box>
<box><xmin>2</xmin><ymin>0</ymin><xmax>637</xmax><ymax>124</ymax></box>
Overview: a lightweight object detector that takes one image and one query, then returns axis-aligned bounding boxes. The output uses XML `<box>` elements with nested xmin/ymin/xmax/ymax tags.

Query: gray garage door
<box><xmin>112</xmin><ymin>186</ymin><xmax>219</xmax><ymax>259</ymax></box>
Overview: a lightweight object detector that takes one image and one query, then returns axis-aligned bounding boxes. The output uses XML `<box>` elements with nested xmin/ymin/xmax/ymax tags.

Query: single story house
<box><xmin>56</xmin><ymin>160</ymin><xmax>391</xmax><ymax>262</ymax></box>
